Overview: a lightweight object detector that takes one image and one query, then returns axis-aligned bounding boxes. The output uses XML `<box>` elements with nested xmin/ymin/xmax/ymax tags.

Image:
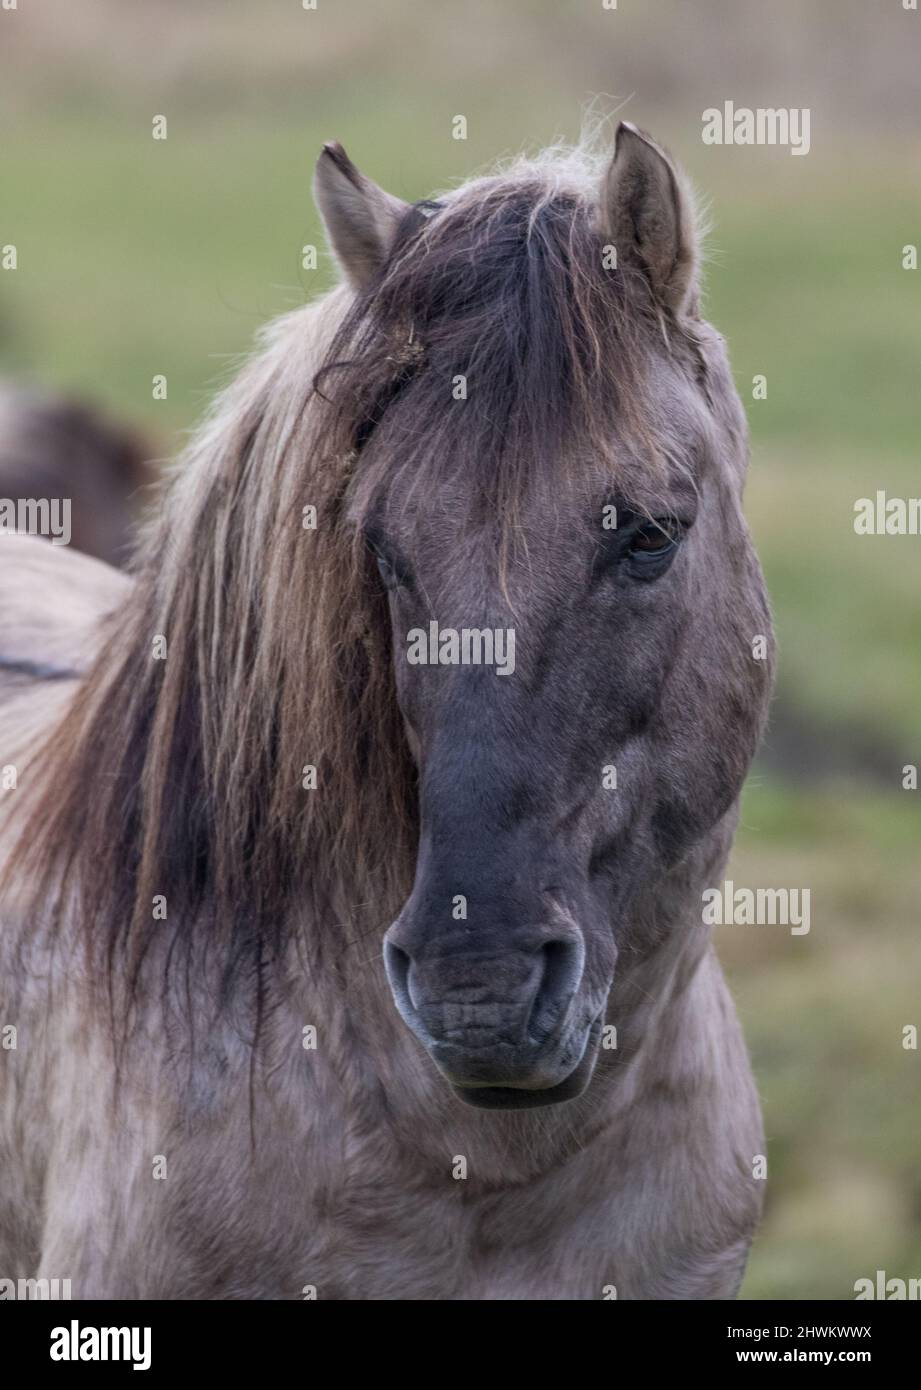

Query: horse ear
<box><xmin>313</xmin><ymin>142</ymin><xmax>409</xmax><ymax>290</ymax></box>
<box><xmin>601</xmin><ymin>122</ymin><xmax>699</xmax><ymax>317</ymax></box>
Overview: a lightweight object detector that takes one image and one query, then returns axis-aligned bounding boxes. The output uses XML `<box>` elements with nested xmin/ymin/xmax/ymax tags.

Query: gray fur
<box><xmin>0</xmin><ymin>130</ymin><xmax>773</xmax><ymax>1300</ymax></box>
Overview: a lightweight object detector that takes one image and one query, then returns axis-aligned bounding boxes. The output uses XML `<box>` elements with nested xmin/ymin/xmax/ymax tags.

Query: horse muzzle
<box><xmin>383</xmin><ymin>920</ymin><xmax>601</xmax><ymax>1109</ymax></box>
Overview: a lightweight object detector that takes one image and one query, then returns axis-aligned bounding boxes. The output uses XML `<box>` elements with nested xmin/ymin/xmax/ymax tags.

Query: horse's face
<box><xmin>367</xmin><ymin>360</ymin><xmax>770</xmax><ymax>1110</ymax></box>
<box><xmin>319</xmin><ymin>126</ymin><xmax>774</xmax><ymax>1108</ymax></box>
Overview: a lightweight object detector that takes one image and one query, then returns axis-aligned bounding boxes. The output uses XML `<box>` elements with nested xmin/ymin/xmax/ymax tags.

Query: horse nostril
<box><xmin>385</xmin><ymin>926</ymin><xmax>585</xmax><ymax>1050</ymax></box>
<box><xmin>383</xmin><ymin>939</ymin><xmax>418</xmax><ymax>1016</ymax></box>
<box><xmin>528</xmin><ymin>938</ymin><xmax>584</xmax><ymax>1043</ymax></box>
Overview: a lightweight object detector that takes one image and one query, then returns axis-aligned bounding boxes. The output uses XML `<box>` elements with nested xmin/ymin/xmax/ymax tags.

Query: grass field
<box><xmin>726</xmin><ymin>780</ymin><xmax>921</xmax><ymax>1298</ymax></box>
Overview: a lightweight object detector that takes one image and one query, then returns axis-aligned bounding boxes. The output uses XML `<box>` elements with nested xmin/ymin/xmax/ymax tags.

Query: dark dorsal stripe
<box><xmin>0</xmin><ymin>654</ymin><xmax>82</xmax><ymax>682</ymax></box>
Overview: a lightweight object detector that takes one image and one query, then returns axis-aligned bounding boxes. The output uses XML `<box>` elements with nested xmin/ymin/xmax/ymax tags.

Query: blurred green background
<box><xmin>1</xmin><ymin>0</ymin><xmax>918</xmax><ymax>1299</ymax></box>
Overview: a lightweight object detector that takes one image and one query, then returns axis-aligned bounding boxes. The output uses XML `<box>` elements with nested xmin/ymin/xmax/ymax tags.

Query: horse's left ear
<box><xmin>313</xmin><ymin>142</ymin><xmax>409</xmax><ymax>290</ymax></box>
<box><xmin>601</xmin><ymin>122</ymin><xmax>699</xmax><ymax>318</ymax></box>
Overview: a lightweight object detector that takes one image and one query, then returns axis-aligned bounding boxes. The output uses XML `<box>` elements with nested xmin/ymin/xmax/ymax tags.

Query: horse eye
<box><xmin>376</xmin><ymin>552</ymin><xmax>399</xmax><ymax>589</ymax></box>
<box><xmin>629</xmin><ymin>521</ymin><xmax>679</xmax><ymax>555</ymax></box>
<box><xmin>370</xmin><ymin>543</ymin><xmax>411</xmax><ymax>591</ymax></box>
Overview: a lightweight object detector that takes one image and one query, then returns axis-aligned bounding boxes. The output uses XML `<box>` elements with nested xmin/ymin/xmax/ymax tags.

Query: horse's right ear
<box><xmin>600</xmin><ymin>122</ymin><xmax>699</xmax><ymax>318</ymax></box>
<box><xmin>313</xmin><ymin>142</ymin><xmax>409</xmax><ymax>290</ymax></box>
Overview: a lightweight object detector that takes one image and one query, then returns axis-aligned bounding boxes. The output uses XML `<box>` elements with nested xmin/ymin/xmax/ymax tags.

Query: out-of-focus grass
<box><xmin>706</xmin><ymin>168</ymin><xmax>921</xmax><ymax>746</ymax></box>
<box><xmin>728</xmin><ymin>779</ymin><xmax>921</xmax><ymax>1299</ymax></box>
<box><xmin>0</xmin><ymin>105</ymin><xmax>543</xmax><ymax>434</ymax></box>
<box><xmin>748</xmin><ymin>445</ymin><xmax>921</xmax><ymax>749</ymax></box>
<box><xmin>705</xmin><ymin>167</ymin><xmax>920</xmax><ymax>458</ymax></box>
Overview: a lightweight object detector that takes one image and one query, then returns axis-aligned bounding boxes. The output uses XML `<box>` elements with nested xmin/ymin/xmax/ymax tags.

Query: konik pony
<box><xmin>0</xmin><ymin>124</ymin><xmax>774</xmax><ymax>1299</ymax></box>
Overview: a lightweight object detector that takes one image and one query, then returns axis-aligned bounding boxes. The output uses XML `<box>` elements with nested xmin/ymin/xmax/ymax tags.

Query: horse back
<box><xmin>0</xmin><ymin>534</ymin><xmax>131</xmax><ymax>782</ymax></box>
<box><xmin>0</xmin><ymin>533</ymin><xmax>130</xmax><ymax>691</ymax></box>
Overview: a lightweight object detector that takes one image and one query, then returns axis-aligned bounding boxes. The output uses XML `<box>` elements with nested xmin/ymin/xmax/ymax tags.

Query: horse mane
<box><xmin>3</xmin><ymin>138</ymin><xmax>680</xmax><ymax>1021</ymax></box>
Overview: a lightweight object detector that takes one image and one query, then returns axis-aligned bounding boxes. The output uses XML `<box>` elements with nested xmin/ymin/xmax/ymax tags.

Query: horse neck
<box><xmin>308</xmin><ymin>814</ymin><xmax>741</xmax><ymax>1174</ymax></box>
<box><xmin>602</xmin><ymin>810</ymin><xmax>743</xmax><ymax>1094</ymax></box>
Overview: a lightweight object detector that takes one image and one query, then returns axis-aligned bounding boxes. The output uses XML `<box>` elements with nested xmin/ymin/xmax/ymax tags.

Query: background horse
<box><xmin>0</xmin><ymin>124</ymin><xmax>774</xmax><ymax>1299</ymax></box>
<box><xmin>0</xmin><ymin>382</ymin><xmax>154</xmax><ymax>567</ymax></box>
